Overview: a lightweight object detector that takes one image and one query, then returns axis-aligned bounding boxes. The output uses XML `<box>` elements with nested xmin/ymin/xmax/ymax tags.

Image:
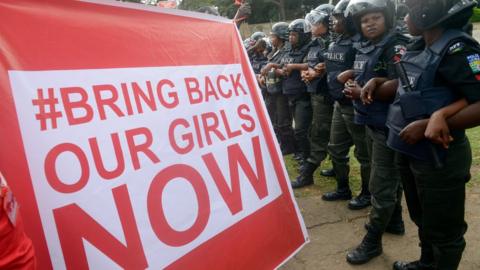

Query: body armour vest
<box><xmin>386</xmin><ymin>29</ymin><xmax>478</xmax><ymax>161</ymax></box>
<box><xmin>251</xmin><ymin>54</ymin><xmax>268</xmax><ymax>75</ymax></box>
<box><xmin>325</xmin><ymin>34</ymin><xmax>358</xmax><ymax>101</ymax></box>
<box><xmin>353</xmin><ymin>31</ymin><xmax>397</xmax><ymax>127</ymax></box>
<box><xmin>281</xmin><ymin>42</ymin><xmax>310</xmax><ymax>95</ymax></box>
<box><xmin>306</xmin><ymin>38</ymin><xmax>329</xmax><ymax>94</ymax></box>
<box><xmin>266</xmin><ymin>45</ymin><xmax>288</xmax><ymax>94</ymax></box>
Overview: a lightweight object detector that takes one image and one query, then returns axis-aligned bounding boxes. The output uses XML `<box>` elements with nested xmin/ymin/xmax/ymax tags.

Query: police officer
<box><xmin>249</xmin><ymin>37</ymin><xmax>269</xmax><ymax>98</ymax></box>
<box><xmin>321</xmin><ymin>0</ymin><xmax>372</xmax><ymax>210</ymax></box>
<box><xmin>385</xmin><ymin>0</ymin><xmax>480</xmax><ymax>269</ymax></box>
<box><xmin>261</xmin><ymin>22</ymin><xmax>297</xmax><ymax>156</ymax></box>
<box><xmin>277</xmin><ymin>19</ymin><xmax>313</xmax><ymax>173</ymax></box>
<box><xmin>291</xmin><ymin>6</ymin><xmax>335</xmax><ymax>188</ymax></box>
<box><xmin>341</xmin><ymin>0</ymin><xmax>409</xmax><ymax>264</ymax></box>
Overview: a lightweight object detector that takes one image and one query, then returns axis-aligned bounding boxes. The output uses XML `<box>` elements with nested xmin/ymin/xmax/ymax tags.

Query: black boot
<box><xmin>320</xmin><ymin>168</ymin><xmax>335</xmax><ymax>177</ymax></box>
<box><xmin>393</xmin><ymin>241</ymin><xmax>436</xmax><ymax>269</ymax></box>
<box><xmin>348</xmin><ymin>187</ymin><xmax>371</xmax><ymax>210</ymax></box>
<box><xmin>322</xmin><ymin>177</ymin><xmax>352</xmax><ymax>201</ymax></box>
<box><xmin>392</xmin><ymin>261</ymin><xmax>436</xmax><ymax>270</ymax></box>
<box><xmin>346</xmin><ymin>226</ymin><xmax>382</xmax><ymax>265</ymax></box>
<box><xmin>291</xmin><ymin>161</ymin><xmax>316</xmax><ymax>189</ymax></box>
<box><xmin>322</xmin><ymin>189</ymin><xmax>352</xmax><ymax>201</ymax></box>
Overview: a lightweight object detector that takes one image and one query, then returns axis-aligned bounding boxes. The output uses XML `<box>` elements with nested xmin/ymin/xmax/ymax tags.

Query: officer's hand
<box><xmin>300</xmin><ymin>70</ymin><xmax>308</xmax><ymax>80</ymax></box>
<box><xmin>343</xmin><ymin>80</ymin><xmax>361</xmax><ymax>100</ymax></box>
<box><xmin>399</xmin><ymin>119</ymin><xmax>428</xmax><ymax>144</ymax></box>
<box><xmin>260</xmin><ymin>64</ymin><xmax>271</xmax><ymax>76</ymax></box>
<box><xmin>361</xmin><ymin>78</ymin><xmax>378</xmax><ymax>104</ymax></box>
<box><xmin>314</xmin><ymin>63</ymin><xmax>326</xmax><ymax>76</ymax></box>
<box><xmin>276</xmin><ymin>68</ymin><xmax>286</xmax><ymax>77</ymax></box>
<box><xmin>425</xmin><ymin>112</ymin><xmax>453</xmax><ymax>149</ymax></box>
<box><xmin>257</xmin><ymin>74</ymin><xmax>266</xmax><ymax>87</ymax></box>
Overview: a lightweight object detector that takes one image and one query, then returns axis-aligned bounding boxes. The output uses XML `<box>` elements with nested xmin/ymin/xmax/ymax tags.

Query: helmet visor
<box><xmin>346</xmin><ymin>0</ymin><xmax>387</xmax><ymax>17</ymax></box>
<box><xmin>304</xmin><ymin>11</ymin><xmax>329</xmax><ymax>32</ymax></box>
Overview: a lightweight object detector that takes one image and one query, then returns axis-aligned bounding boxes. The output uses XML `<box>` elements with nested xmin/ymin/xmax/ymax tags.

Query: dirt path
<box><xmin>280</xmin><ymin>185</ymin><xmax>480</xmax><ymax>270</ymax></box>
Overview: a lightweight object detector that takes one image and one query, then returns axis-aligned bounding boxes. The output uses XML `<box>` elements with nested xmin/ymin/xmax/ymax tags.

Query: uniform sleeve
<box><xmin>437</xmin><ymin>42</ymin><xmax>480</xmax><ymax>104</ymax></box>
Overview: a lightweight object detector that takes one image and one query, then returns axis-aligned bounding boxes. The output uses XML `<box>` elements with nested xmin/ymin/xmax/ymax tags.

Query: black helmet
<box><xmin>250</xmin><ymin>31</ymin><xmax>266</xmax><ymax>41</ymax></box>
<box><xmin>405</xmin><ymin>0</ymin><xmax>476</xmax><ymax>30</ymax></box>
<box><xmin>332</xmin><ymin>0</ymin><xmax>357</xmax><ymax>35</ymax></box>
<box><xmin>288</xmin><ymin>19</ymin><xmax>311</xmax><ymax>47</ymax></box>
<box><xmin>333</xmin><ymin>0</ymin><xmax>351</xmax><ymax>16</ymax></box>
<box><xmin>314</xmin><ymin>3</ymin><xmax>335</xmax><ymax>14</ymax></box>
<box><xmin>197</xmin><ymin>6</ymin><xmax>220</xmax><ymax>16</ymax></box>
<box><xmin>345</xmin><ymin>0</ymin><xmax>395</xmax><ymax>30</ymax></box>
<box><xmin>271</xmin><ymin>22</ymin><xmax>289</xmax><ymax>41</ymax></box>
<box><xmin>305</xmin><ymin>5</ymin><xmax>333</xmax><ymax>33</ymax></box>
<box><xmin>288</xmin><ymin>18</ymin><xmax>308</xmax><ymax>33</ymax></box>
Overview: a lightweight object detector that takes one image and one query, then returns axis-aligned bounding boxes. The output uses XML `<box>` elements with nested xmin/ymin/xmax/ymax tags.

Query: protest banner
<box><xmin>0</xmin><ymin>0</ymin><xmax>308</xmax><ymax>269</ymax></box>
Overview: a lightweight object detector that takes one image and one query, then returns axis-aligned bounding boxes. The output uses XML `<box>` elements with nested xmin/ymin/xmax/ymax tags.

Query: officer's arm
<box><xmin>285</xmin><ymin>63</ymin><xmax>309</xmax><ymax>72</ymax></box>
<box><xmin>337</xmin><ymin>69</ymin><xmax>354</xmax><ymax>84</ymax></box>
<box><xmin>445</xmin><ymin>101</ymin><xmax>480</xmax><ymax>130</ymax></box>
<box><xmin>372</xmin><ymin>78</ymin><xmax>398</xmax><ymax>102</ymax></box>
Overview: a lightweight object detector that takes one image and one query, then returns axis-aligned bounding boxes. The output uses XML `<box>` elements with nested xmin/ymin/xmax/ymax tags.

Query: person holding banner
<box><xmin>383</xmin><ymin>0</ymin><xmax>480</xmax><ymax>269</ymax></box>
<box><xmin>0</xmin><ymin>172</ymin><xmax>36</xmax><ymax>269</ymax></box>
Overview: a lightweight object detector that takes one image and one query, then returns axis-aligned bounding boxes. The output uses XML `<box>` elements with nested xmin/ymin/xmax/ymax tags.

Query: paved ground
<box><xmin>280</xmin><ymin>184</ymin><xmax>480</xmax><ymax>270</ymax></box>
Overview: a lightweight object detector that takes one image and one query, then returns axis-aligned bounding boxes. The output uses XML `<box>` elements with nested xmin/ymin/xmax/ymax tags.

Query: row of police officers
<box><xmin>246</xmin><ymin>0</ymin><xmax>480</xmax><ymax>269</ymax></box>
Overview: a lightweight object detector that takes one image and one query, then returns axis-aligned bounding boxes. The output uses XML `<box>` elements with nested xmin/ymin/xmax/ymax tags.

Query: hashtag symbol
<box><xmin>31</xmin><ymin>88</ymin><xmax>63</xmax><ymax>131</ymax></box>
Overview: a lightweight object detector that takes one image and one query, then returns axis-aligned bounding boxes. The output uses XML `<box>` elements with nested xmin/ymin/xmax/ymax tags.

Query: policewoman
<box><xmin>342</xmin><ymin>0</ymin><xmax>409</xmax><ymax>264</ymax></box>
<box><xmin>386</xmin><ymin>0</ymin><xmax>480</xmax><ymax>269</ymax></box>
<box><xmin>291</xmin><ymin>5</ymin><xmax>335</xmax><ymax>188</ymax></box>
<box><xmin>260</xmin><ymin>22</ymin><xmax>297</xmax><ymax>156</ymax></box>
<box><xmin>277</xmin><ymin>19</ymin><xmax>312</xmax><ymax>169</ymax></box>
<box><xmin>321</xmin><ymin>0</ymin><xmax>372</xmax><ymax>210</ymax></box>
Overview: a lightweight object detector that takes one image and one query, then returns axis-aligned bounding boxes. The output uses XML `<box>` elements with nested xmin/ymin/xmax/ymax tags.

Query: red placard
<box><xmin>0</xmin><ymin>0</ymin><xmax>308</xmax><ymax>269</ymax></box>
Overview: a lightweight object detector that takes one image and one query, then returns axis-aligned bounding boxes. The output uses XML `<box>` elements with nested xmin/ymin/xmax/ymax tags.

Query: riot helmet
<box><xmin>332</xmin><ymin>0</ymin><xmax>357</xmax><ymax>35</ymax></box>
<box><xmin>197</xmin><ymin>6</ymin><xmax>220</xmax><ymax>16</ymax></box>
<box><xmin>305</xmin><ymin>6</ymin><xmax>333</xmax><ymax>33</ymax></box>
<box><xmin>314</xmin><ymin>3</ymin><xmax>335</xmax><ymax>14</ymax></box>
<box><xmin>270</xmin><ymin>22</ymin><xmax>289</xmax><ymax>41</ymax></box>
<box><xmin>345</xmin><ymin>0</ymin><xmax>395</xmax><ymax>30</ymax></box>
<box><xmin>250</xmin><ymin>31</ymin><xmax>267</xmax><ymax>41</ymax></box>
<box><xmin>288</xmin><ymin>19</ymin><xmax>311</xmax><ymax>47</ymax></box>
<box><xmin>405</xmin><ymin>0</ymin><xmax>476</xmax><ymax>30</ymax></box>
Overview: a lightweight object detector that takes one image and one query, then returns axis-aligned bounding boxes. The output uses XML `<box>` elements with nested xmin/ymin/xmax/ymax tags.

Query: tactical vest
<box><xmin>305</xmin><ymin>38</ymin><xmax>328</xmax><ymax>94</ymax></box>
<box><xmin>386</xmin><ymin>29</ymin><xmax>478</xmax><ymax>161</ymax></box>
<box><xmin>353</xmin><ymin>31</ymin><xmax>397</xmax><ymax>127</ymax></box>
<box><xmin>266</xmin><ymin>46</ymin><xmax>287</xmax><ymax>94</ymax></box>
<box><xmin>251</xmin><ymin>54</ymin><xmax>268</xmax><ymax>75</ymax></box>
<box><xmin>325</xmin><ymin>34</ymin><xmax>358</xmax><ymax>101</ymax></box>
<box><xmin>281</xmin><ymin>43</ymin><xmax>309</xmax><ymax>95</ymax></box>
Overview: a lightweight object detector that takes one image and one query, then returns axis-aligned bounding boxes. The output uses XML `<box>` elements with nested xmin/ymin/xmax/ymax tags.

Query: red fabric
<box><xmin>0</xmin><ymin>190</ymin><xmax>36</xmax><ymax>270</ymax></box>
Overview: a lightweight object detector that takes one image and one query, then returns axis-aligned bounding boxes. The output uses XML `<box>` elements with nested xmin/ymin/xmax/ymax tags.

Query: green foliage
<box><xmin>178</xmin><ymin>0</ymin><xmax>329</xmax><ymax>23</ymax></box>
<box><xmin>471</xmin><ymin>8</ymin><xmax>480</xmax><ymax>23</ymax></box>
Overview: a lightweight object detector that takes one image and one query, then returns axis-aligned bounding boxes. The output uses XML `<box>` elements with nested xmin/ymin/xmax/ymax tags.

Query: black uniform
<box><xmin>264</xmin><ymin>44</ymin><xmax>296</xmax><ymax>155</ymax></box>
<box><xmin>323</xmin><ymin>33</ymin><xmax>371</xmax><ymax>204</ymax></box>
<box><xmin>304</xmin><ymin>37</ymin><xmax>333</xmax><ymax>167</ymax></box>
<box><xmin>351</xmin><ymin>30</ymin><xmax>408</xmax><ymax>233</ymax></box>
<box><xmin>280</xmin><ymin>42</ymin><xmax>312</xmax><ymax>159</ymax></box>
<box><xmin>387</xmin><ymin>30</ymin><xmax>480</xmax><ymax>270</ymax></box>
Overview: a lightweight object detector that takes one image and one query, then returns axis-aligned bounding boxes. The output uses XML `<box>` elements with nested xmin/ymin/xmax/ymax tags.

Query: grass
<box><xmin>472</xmin><ymin>8</ymin><xmax>480</xmax><ymax>23</ymax></box>
<box><xmin>286</xmin><ymin>127</ymin><xmax>480</xmax><ymax>197</ymax></box>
